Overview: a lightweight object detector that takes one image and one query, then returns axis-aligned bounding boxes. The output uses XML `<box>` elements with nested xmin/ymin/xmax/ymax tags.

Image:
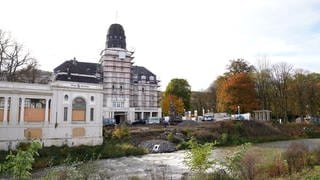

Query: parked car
<box><xmin>131</xmin><ymin>119</ymin><xmax>146</xmax><ymax>125</ymax></box>
<box><xmin>203</xmin><ymin>113</ymin><xmax>214</xmax><ymax>121</ymax></box>
<box><xmin>103</xmin><ymin>118</ymin><xmax>115</xmax><ymax>126</ymax></box>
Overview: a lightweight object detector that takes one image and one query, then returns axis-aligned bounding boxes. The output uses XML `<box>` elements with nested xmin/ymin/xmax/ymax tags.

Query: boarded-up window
<box><xmin>24</xmin><ymin>128</ymin><xmax>42</xmax><ymax>139</ymax></box>
<box><xmin>72</xmin><ymin>97</ymin><xmax>86</xmax><ymax>121</ymax></box>
<box><xmin>24</xmin><ymin>98</ymin><xmax>46</xmax><ymax>122</ymax></box>
<box><xmin>72</xmin><ymin>127</ymin><xmax>85</xmax><ymax>137</ymax></box>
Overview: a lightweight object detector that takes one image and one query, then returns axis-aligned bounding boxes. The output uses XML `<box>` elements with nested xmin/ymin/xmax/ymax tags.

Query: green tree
<box><xmin>184</xmin><ymin>138</ymin><xmax>214</xmax><ymax>176</ymax></box>
<box><xmin>165</xmin><ymin>78</ymin><xmax>191</xmax><ymax>110</ymax></box>
<box><xmin>0</xmin><ymin>141</ymin><xmax>42</xmax><ymax>179</ymax></box>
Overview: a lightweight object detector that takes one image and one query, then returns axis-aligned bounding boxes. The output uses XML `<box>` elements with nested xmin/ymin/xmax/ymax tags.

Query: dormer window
<box><xmin>141</xmin><ymin>75</ymin><xmax>146</xmax><ymax>80</ymax></box>
<box><xmin>149</xmin><ymin>76</ymin><xmax>154</xmax><ymax>81</ymax></box>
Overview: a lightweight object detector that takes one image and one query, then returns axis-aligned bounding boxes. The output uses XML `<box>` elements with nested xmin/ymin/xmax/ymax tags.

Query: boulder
<box><xmin>139</xmin><ymin>140</ymin><xmax>176</xmax><ymax>153</ymax></box>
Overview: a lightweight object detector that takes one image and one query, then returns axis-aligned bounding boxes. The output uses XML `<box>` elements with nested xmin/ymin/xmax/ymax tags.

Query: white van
<box><xmin>147</xmin><ymin>117</ymin><xmax>161</xmax><ymax>124</ymax></box>
<box><xmin>203</xmin><ymin>113</ymin><xmax>214</xmax><ymax>121</ymax></box>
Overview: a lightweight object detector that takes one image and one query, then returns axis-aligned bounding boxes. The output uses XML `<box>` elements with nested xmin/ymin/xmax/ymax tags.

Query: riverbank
<box><xmin>30</xmin><ymin>138</ymin><xmax>320</xmax><ymax>179</ymax></box>
<box><xmin>129</xmin><ymin>120</ymin><xmax>320</xmax><ymax>146</ymax></box>
<box><xmin>1</xmin><ymin>120</ymin><xmax>320</xmax><ymax>171</ymax></box>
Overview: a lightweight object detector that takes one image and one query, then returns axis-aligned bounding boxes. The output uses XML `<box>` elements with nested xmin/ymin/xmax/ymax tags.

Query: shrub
<box><xmin>184</xmin><ymin>138</ymin><xmax>214</xmax><ymax>176</ymax></box>
<box><xmin>112</xmin><ymin>124</ymin><xmax>131</xmax><ymax>140</ymax></box>
<box><xmin>284</xmin><ymin>142</ymin><xmax>309</xmax><ymax>173</ymax></box>
<box><xmin>0</xmin><ymin>141</ymin><xmax>42</xmax><ymax>179</ymax></box>
<box><xmin>167</xmin><ymin>132</ymin><xmax>175</xmax><ymax>143</ymax></box>
<box><xmin>219</xmin><ymin>133</ymin><xmax>228</xmax><ymax>145</ymax></box>
<box><xmin>266</xmin><ymin>155</ymin><xmax>288</xmax><ymax>177</ymax></box>
<box><xmin>238</xmin><ymin>150</ymin><xmax>260</xmax><ymax>180</ymax></box>
<box><xmin>176</xmin><ymin>141</ymin><xmax>190</xmax><ymax>150</ymax></box>
<box><xmin>224</xmin><ymin>143</ymin><xmax>251</xmax><ymax>178</ymax></box>
<box><xmin>208</xmin><ymin>169</ymin><xmax>234</xmax><ymax>180</ymax></box>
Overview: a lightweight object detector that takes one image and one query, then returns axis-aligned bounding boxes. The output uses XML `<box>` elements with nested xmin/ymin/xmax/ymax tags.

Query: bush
<box><xmin>177</xmin><ymin>140</ymin><xmax>190</xmax><ymax>150</ymax></box>
<box><xmin>0</xmin><ymin>141</ymin><xmax>42</xmax><ymax>179</ymax></box>
<box><xmin>285</xmin><ymin>142</ymin><xmax>310</xmax><ymax>173</ymax></box>
<box><xmin>112</xmin><ymin>124</ymin><xmax>131</xmax><ymax>140</ymax></box>
<box><xmin>266</xmin><ymin>155</ymin><xmax>288</xmax><ymax>177</ymax></box>
<box><xmin>224</xmin><ymin>143</ymin><xmax>251</xmax><ymax>179</ymax></box>
<box><xmin>184</xmin><ymin>138</ymin><xmax>214</xmax><ymax>176</ymax></box>
<box><xmin>208</xmin><ymin>169</ymin><xmax>234</xmax><ymax>180</ymax></box>
<box><xmin>238</xmin><ymin>150</ymin><xmax>260</xmax><ymax>180</ymax></box>
<box><xmin>167</xmin><ymin>132</ymin><xmax>175</xmax><ymax>143</ymax></box>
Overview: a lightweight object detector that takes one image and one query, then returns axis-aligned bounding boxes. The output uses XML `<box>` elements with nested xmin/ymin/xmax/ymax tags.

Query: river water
<box><xmin>33</xmin><ymin>138</ymin><xmax>320</xmax><ymax>179</ymax></box>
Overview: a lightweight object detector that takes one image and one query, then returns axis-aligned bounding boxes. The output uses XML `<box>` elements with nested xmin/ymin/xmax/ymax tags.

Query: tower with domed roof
<box><xmin>100</xmin><ymin>23</ymin><xmax>161</xmax><ymax>124</ymax></box>
<box><xmin>100</xmin><ymin>24</ymin><xmax>134</xmax><ymax>123</ymax></box>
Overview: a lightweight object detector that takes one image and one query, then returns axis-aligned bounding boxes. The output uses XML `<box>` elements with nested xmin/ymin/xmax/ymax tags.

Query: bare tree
<box><xmin>255</xmin><ymin>56</ymin><xmax>272</xmax><ymax>110</ymax></box>
<box><xmin>271</xmin><ymin>62</ymin><xmax>293</xmax><ymax>122</ymax></box>
<box><xmin>0</xmin><ymin>30</ymin><xmax>10</xmax><ymax>74</ymax></box>
<box><xmin>290</xmin><ymin>69</ymin><xmax>310</xmax><ymax>122</ymax></box>
<box><xmin>15</xmin><ymin>59</ymin><xmax>39</xmax><ymax>83</ymax></box>
<box><xmin>0</xmin><ymin>29</ymin><xmax>36</xmax><ymax>82</ymax></box>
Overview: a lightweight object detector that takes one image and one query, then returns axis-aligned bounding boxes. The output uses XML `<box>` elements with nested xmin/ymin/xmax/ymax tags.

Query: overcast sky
<box><xmin>1</xmin><ymin>0</ymin><xmax>320</xmax><ymax>91</ymax></box>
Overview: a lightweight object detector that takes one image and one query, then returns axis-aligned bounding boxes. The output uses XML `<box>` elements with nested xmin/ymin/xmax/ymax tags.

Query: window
<box><xmin>72</xmin><ymin>97</ymin><xmax>86</xmax><ymax>121</ymax></box>
<box><xmin>120</xmin><ymin>85</ymin><xmax>123</xmax><ymax>91</ymax></box>
<box><xmin>0</xmin><ymin>97</ymin><xmax>4</xmax><ymax>122</ymax></box>
<box><xmin>64</xmin><ymin>107</ymin><xmax>68</xmax><ymax>121</ymax></box>
<box><xmin>91</xmin><ymin>96</ymin><xmax>94</xmax><ymax>102</ymax></box>
<box><xmin>142</xmin><ymin>88</ymin><xmax>145</xmax><ymax>92</ymax></box>
<box><xmin>90</xmin><ymin>108</ymin><xmax>94</xmax><ymax>121</ymax></box>
<box><xmin>0</xmin><ymin>97</ymin><xmax>4</xmax><ymax>109</ymax></box>
<box><xmin>149</xmin><ymin>76</ymin><xmax>154</xmax><ymax>81</ymax></box>
<box><xmin>64</xmin><ymin>95</ymin><xmax>68</xmax><ymax>101</ymax></box>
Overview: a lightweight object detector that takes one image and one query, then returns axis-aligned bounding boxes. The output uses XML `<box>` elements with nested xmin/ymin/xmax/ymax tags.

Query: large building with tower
<box><xmin>0</xmin><ymin>23</ymin><xmax>161</xmax><ymax>150</ymax></box>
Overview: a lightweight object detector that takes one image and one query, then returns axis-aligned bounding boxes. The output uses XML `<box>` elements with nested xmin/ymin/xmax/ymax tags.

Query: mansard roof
<box><xmin>53</xmin><ymin>59</ymin><xmax>102</xmax><ymax>84</ymax></box>
<box><xmin>131</xmin><ymin>66</ymin><xmax>157</xmax><ymax>83</ymax></box>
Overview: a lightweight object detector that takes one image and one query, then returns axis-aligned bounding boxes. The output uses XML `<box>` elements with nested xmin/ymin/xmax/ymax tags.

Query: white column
<box><xmin>86</xmin><ymin>104</ymin><xmax>89</xmax><ymax>123</ymax></box>
<box><xmin>141</xmin><ymin>112</ymin><xmax>144</xmax><ymax>120</ymax></box>
<box><xmin>44</xmin><ymin>98</ymin><xmax>49</xmax><ymax>124</ymax></box>
<box><xmin>19</xmin><ymin>97</ymin><xmax>25</xmax><ymax>125</ymax></box>
<box><xmin>3</xmin><ymin>96</ymin><xmax>8</xmax><ymax>125</ymax></box>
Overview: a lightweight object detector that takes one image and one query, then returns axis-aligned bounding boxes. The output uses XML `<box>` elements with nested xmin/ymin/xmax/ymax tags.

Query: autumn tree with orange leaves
<box><xmin>161</xmin><ymin>95</ymin><xmax>184</xmax><ymax>116</ymax></box>
<box><xmin>216</xmin><ymin>59</ymin><xmax>258</xmax><ymax>113</ymax></box>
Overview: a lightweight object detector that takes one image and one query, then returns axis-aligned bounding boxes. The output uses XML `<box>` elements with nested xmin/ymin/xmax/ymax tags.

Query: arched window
<box><xmin>64</xmin><ymin>95</ymin><xmax>68</xmax><ymax>101</ymax></box>
<box><xmin>72</xmin><ymin>97</ymin><xmax>86</xmax><ymax>121</ymax></box>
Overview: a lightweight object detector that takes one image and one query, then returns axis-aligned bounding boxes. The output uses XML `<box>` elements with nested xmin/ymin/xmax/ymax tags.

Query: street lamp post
<box><xmin>237</xmin><ymin>105</ymin><xmax>240</xmax><ymax>119</ymax></box>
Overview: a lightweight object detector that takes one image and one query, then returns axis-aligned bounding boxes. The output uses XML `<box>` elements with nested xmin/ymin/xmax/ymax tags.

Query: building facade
<box><xmin>100</xmin><ymin>24</ymin><xmax>161</xmax><ymax>123</ymax></box>
<box><xmin>0</xmin><ymin>23</ymin><xmax>161</xmax><ymax>150</ymax></box>
<box><xmin>0</xmin><ymin>81</ymin><xmax>103</xmax><ymax>150</ymax></box>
